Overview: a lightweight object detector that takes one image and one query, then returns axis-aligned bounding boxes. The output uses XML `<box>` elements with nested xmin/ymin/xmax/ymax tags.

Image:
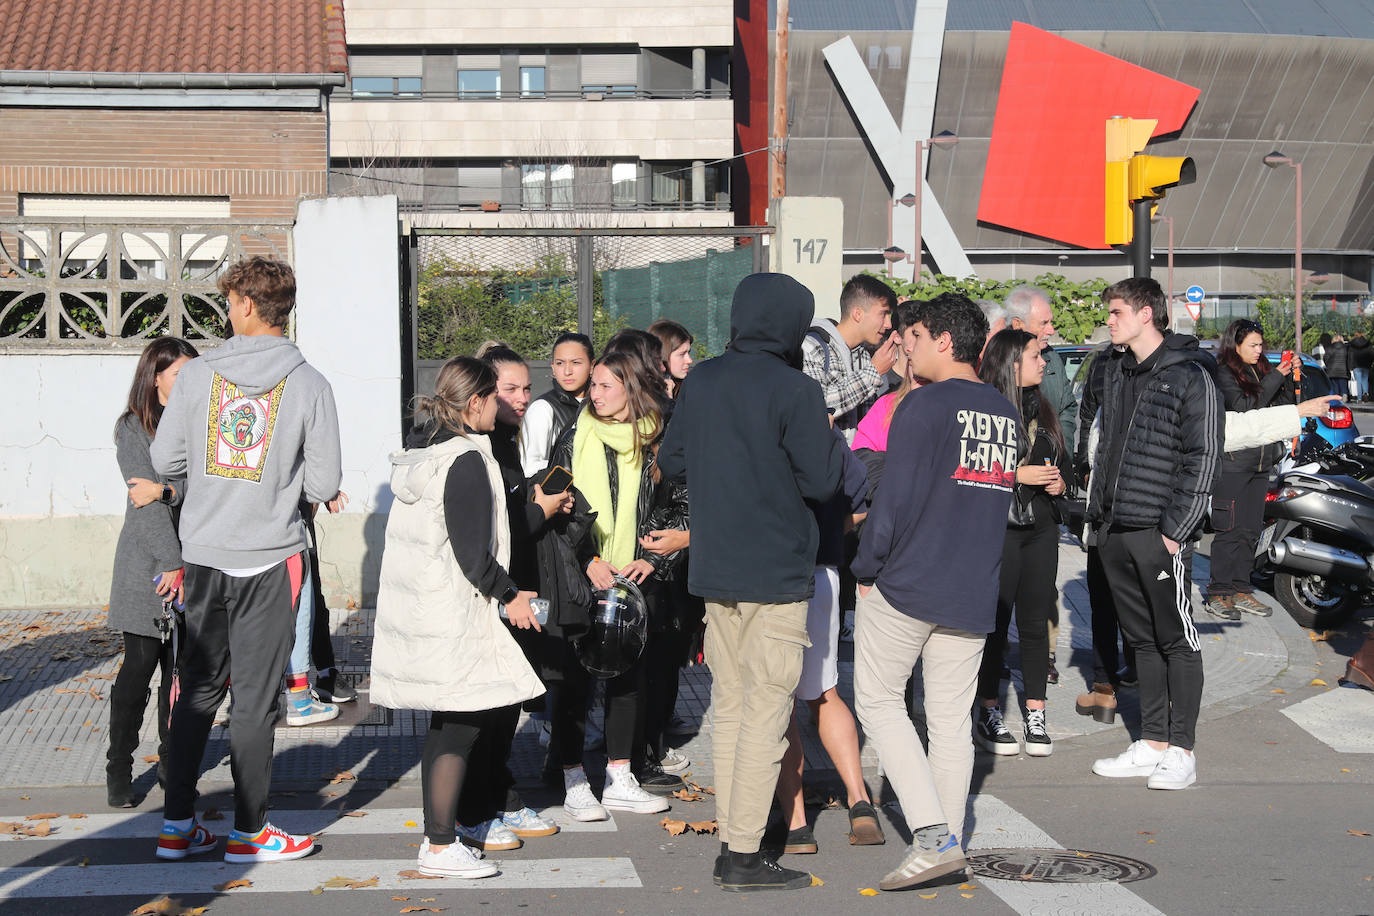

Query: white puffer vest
<box><xmin>370</xmin><ymin>433</ymin><xmax>544</xmax><ymax>712</ymax></box>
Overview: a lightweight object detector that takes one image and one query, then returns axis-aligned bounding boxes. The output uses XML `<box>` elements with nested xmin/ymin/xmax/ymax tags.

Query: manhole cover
<box><xmin>968</xmin><ymin>848</ymin><xmax>1156</xmax><ymax>884</ymax></box>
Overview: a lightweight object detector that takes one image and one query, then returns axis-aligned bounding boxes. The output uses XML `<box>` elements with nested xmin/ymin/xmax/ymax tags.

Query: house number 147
<box><xmin>792</xmin><ymin>238</ymin><xmax>828</xmax><ymax>264</ymax></box>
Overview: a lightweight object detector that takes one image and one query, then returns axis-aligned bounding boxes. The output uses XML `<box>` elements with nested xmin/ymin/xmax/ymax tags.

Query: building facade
<box><xmin>776</xmin><ymin>0</ymin><xmax>1374</xmax><ymax>302</ymax></box>
<box><xmin>330</xmin><ymin>0</ymin><xmax>739</xmax><ymax>228</ymax></box>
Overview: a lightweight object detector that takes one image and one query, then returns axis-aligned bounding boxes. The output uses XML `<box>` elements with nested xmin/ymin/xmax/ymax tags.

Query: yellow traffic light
<box><xmin>1128</xmin><ymin>155</ymin><xmax>1197</xmax><ymax>200</ymax></box>
<box><xmin>1106</xmin><ymin>159</ymin><xmax>1132</xmax><ymax>245</ymax></box>
<box><xmin>1105</xmin><ymin>117</ymin><xmax>1156</xmax><ymax>246</ymax></box>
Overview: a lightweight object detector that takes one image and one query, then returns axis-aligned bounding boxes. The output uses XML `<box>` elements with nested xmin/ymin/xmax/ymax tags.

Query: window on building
<box><xmin>457</xmin><ymin>163</ymin><xmax>503</xmax><ymax>206</ymax></box>
<box><xmin>459</xmin><ymin>69</ymin><xmax>500</xmax><ymax>98</ymax></box>
<box><xmin>581</xmin><ymin>51</ymin><xmax>638</xmax><ymax>97</ymax></box>
<box><xmin>651</xmin><ymin>162</ymin><xmax>690</xmax><ymax>205</ymax></box>
<box><xmin>611</xmin><ymin>162</ymin><xmax>638</xmax><ymax>207</ymax></box>
<box><xmin>521</xmin><ymin>164</ymin><xmax>547</xmax><ymax>208</ymax></box>
<box><xmin>520</xmin><ymin>66</ymin><xmax>546</xmax><ymax>98</ymax></box>
<box><xmin>350</xmin><ymin>54</ymin><xmax>424</xmax><ymax>97</ymax></box>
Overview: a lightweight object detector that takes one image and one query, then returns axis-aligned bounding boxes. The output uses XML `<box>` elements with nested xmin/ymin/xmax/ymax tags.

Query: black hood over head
<box><xmin>728</xmin><ymin>272</ymin><xmax>815</xmax><ymax>369</ymax></box>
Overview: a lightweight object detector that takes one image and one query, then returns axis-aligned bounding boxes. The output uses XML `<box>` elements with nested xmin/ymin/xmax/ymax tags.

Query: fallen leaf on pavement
<box><xmin>78</xmin><ymin>856</ymin><xmax>89</xmax><ymax>866</ymax></box>
<box><xmin>687</xmin><ymin>820</ymin><xmax>718</xmax><ymax>834</ymax></box>
<box><xmin>404</xmin><ymin>820</ymin><xmax>417</xmax><ymax>827</ymax></box>
<box><xmin>396</xmin><ymin>869</ymin><xmax>445</xmax><ymax>881</ymax></box>
<box><xmin>214</xmin><ymin>878</ymin><xmax>252</xmax><ymax>891</ymax></box>
<box><xmin>859</xmin><ymin>888</ymin><xmax>879</xmax><ymax>896</ymax></box>
<box><xmin>26</xmin><ymin>813</ymin><xmax>59</xmax><ymax>820</ymax></box>
<box><xmin>670</xmin><ymin>788</ymin><xmax>703</xmax><ymax>802</ymax></box>
<box><xmin>399</xmin><ymin>908</ymin><xmax>444</xmax><ymax>914</ymax></box>
<box><xmin>53</xmin><ymin>688</ymin><xmax>83</xmax><ymax>694</ymax></box>
<box><xmin>202</xmin><ymin>808</ymin><xmax>224</xmax><ymax>820</ymax></box>
<box><xmin>325</xmin><ymin>769</ymin><xmax>356</xmax><ymax>784</ymax></box>
<box><xmin>392</xmin><ymin>897</ymin><xmax>409</xmax><ymax>902</ymax></box>
<box><xmin>131</xmin><ymin>898</ymin><xmax>208</xmax><ymax>915</ymax></box>
<box><xmin>961</xmin><ymin>892</ymin><xmax>976</xmax><ymax>898</ymax></box>
<box><xmin>1349</xmin><ymin>829</ymin><xmax>1371</xmax><ymax>837</ymax></box>
<box><xmin>660</xmin><ymin>817</ymin><xmax>688</xmax><ymax>836</ymax></box>
<box><xmin>960</xmin><ymin>883</ymin><xmax>976</xmax><ymax>889</ymax></box>
<box><xmin>142</xmin><ymin>755</ymin><xmax>161</xmax><ymax>764</ymax></box>
<box><xmin>1271</xmin><ymin>688</ymin><xmax>1286</xmax><ymax>694</ymax></box>
<box><xmin>420</xmin><ymin>898</ymin><xmax>436</xmax><ymax>902</ymax></box>
<box><xmin>310</xmin><ymin>886</ymin><xmax>324</xmax><ymax>895</ymax></box>
<box><xmin>1137</xmin><ymin>831</ymin><xmax>1154</xmax><ymax>835</ymax></box>
<box><xmin>1341</xmin><ymin>768</ymin><xmax>1352</xmax><ymax>773</ymax></box>
<box><xmin>810</xmin><ymin>875</ymin><xmax>824</xmax><ymax>886</ymax></box>
<box><xmin>54</xmin><ymin>747</ymin><xmax>71</xmax><ymax>752</ymax></box>
<box><xmin>1311</xmin><ymin>678</ymin><xmax>1329</xmax><ymax>687</ymax></box>
<box><xmin>323</xmin><ymin>875</ymin><xmax>379</xmax><ymax>889</ymax></box>
<box><xmin>1310</xmin><ymin>630</ymin><xmax>1331</xmax><ymax>641</ymax></box>
<box><xmin>919</xmin><ymin>892</ymin><xmax>937</xmax><ymax>899</ymax></box>
<box><xmin>340</xmin><ymin>810</ymin><xmax>367</xmax><ymax>817</ymax></box>
<box><xmin>68</xmin><ymin>813</ymin><xmax>87</xmax><ymax>819</ymax></box>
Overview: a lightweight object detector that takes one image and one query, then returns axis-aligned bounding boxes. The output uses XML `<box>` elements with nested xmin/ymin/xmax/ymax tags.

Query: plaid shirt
<box><xmin>801</xmin><ymin>328</ymin><xmax>885</xmax><ymax>434</ymax></box>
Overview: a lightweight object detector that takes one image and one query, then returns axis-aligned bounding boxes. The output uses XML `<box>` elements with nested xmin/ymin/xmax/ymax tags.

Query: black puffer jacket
<box><xmin>549</xmin><ymin>413</ymin><xmax>689</xmax><ymax>579</ymax></box>
<box><xmin>1215</xmin><ymin>359</ymin><xmax>1296</xmax><ymax>471</ymax></box>
<box><xmin>1325</xmin><ymin>339</ymin><xmax>1351</xmax><ymax>380</ymax></box>
<box><xmin>1086</xmin><ymin>333</ymin><xmax>1224</xmax><ymax>543</ymax></box>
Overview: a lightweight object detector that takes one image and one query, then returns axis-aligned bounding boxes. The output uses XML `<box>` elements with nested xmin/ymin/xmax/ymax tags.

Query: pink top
<box><xmin>853</xmin><ymin>392</ymin><xmax>899</xmax><ymax>452</ymax></box>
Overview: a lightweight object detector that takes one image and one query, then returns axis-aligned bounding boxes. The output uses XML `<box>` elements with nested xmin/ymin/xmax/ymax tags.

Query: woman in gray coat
<box><xmin>107</xmin><ymin>337</ymin><xmax>198</xmax><ymax>807</ymax></box>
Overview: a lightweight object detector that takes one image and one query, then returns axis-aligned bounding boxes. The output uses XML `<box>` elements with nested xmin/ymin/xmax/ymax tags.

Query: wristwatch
<box><xmin>499</xmin><ymin>584</ymin><xmax>520</xmax><ymax>606</ymax></box>
<box><xmin>159</xmin><ymin>484</ymin><xmax>173</xmax><ymax>504</ymax></box>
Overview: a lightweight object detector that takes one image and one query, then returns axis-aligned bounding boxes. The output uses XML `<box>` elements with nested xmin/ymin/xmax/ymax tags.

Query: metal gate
<box><xmin>402</xmin><ymin>226</ymin><xmax>771</xmax><ymax>401</ymax></box>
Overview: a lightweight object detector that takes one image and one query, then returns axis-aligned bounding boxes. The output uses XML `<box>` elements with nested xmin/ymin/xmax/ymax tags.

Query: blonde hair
<box><xmin>413</xmin><ymin>356</ymin><xmax>497</xmax><ymax>441</ymax></box>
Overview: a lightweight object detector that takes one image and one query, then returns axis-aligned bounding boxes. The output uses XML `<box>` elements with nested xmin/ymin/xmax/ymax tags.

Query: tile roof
<box><xmin>0</xmin><ymin>0</ymin><xmax>348</xmax><ymax>75</ymax></box>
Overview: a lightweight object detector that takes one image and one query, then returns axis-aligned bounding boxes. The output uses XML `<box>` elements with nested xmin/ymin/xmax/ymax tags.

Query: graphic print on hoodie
<box><xmin>206</xmin><ymin>373</ymin><xmax>287</xmax><ymax>481</ymax></box>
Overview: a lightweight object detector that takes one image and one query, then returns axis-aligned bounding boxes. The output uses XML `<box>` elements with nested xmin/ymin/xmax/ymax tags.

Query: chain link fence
<box><xmin>410</xmin><ymin>227</ymin><xmax>771</xmax><ymax>368</ymax></box>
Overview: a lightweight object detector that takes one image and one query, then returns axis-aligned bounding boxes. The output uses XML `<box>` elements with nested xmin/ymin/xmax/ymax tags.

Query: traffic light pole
<box><xmin>1130</xmin><ymin>199</ymin><xmax>1153</xmax><ymax>278</ymax></box>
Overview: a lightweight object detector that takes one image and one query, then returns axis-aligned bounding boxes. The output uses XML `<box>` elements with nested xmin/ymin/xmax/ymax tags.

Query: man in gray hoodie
<box><xmin>150</xmin><ymin>256</ymin><xmax>342</xmax><ymax>864</ymax></box>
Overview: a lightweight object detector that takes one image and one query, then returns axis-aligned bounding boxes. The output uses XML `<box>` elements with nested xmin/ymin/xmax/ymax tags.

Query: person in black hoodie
<box><xmin>1087</xmin><ymin>278</ymin><xmax>1222</xmax><ymax>792</ymax></box>
<box><xmin>659</xmin><ymin>272</ymin><xmax>845</xmax><ymax>893</ymax></box>
<box><xmin>520</xmin><ymin>333</ymin><xmax>593</xmax><ymax>477</ymax></box>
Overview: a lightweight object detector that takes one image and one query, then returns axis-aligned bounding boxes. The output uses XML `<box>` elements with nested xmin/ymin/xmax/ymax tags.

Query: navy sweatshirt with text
<box><xmin>851</xmin><ymin>378</ymin><xmax>1017</xmax><ymax>634</ymax></box>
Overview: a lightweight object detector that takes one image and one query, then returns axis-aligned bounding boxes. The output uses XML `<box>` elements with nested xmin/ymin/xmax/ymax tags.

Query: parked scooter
<box><xmin>1259</xmin><ymin>436</ymin><xmax>1374</xmax><ymax>628</ymax></box>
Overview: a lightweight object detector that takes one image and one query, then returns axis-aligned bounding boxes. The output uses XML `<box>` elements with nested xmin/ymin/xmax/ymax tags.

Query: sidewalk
<box><xmin>0</xmin><ymin>533</ymin><xmax>1317</xmax><ymax>793</ymax></box>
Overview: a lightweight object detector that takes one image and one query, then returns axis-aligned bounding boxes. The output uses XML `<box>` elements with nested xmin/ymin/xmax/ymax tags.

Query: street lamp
<box><xmin>1263</xmin><ymin>150</ymin><xmax>1303</xmax><ymax>354</ymax></box>
<box><xmin>912</xmin><ymin>130</ymin><xmax>958</xmax><ymax>280</ymax></box>
<box><xmin>884</xmin><ymin>193</ymin><xmax>917</xmax><ymax>277</ymax></box>
<box><xmin>882</xmin><ymin>246</ymin><xmax>906</xmax><ymax>277</ymax></box>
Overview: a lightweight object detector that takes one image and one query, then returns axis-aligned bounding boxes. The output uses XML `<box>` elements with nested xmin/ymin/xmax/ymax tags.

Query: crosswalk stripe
<box><xmin>0</xmin><ymin>806</ymin><xmax>618</xmax><ymax>843</ymax></box>
<box><xmin>0</xmin><ymin>855</ymin><xmax>641</xmax><ymax>897</ymax></box>
<box><xmin>968</xmin><ymin>794</ymin><xmax>1165</xmax><ymax>916</ymax></box>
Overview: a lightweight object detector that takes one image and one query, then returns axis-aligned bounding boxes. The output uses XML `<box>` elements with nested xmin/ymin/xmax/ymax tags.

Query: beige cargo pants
<box><xmin>703</xmin><ymin>599</ymin><xmax>810</xmax><ymax>853</ymax></box>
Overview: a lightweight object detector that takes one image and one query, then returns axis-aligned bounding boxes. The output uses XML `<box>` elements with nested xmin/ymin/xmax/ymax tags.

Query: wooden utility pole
<box><xmin>770</xmin><ymin>0</ymin><xmax>789</xmax><ymax>201</ymax></box>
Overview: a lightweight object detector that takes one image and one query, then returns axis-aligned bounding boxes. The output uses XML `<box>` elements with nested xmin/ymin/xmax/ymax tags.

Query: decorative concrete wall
<box><xmin>0</xmin><ymin>195</ymin><xmax>402</xmax><ymax>609</ymax></box>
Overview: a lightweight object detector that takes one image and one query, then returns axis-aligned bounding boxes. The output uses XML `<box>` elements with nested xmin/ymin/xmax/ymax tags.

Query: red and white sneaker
<box><xmin>155</xmin><ymin>819</ymin><xmax>218</xmax><ymax>860</ymax></box>
<box><xmin>223</xmin><ymin>823</ymin><xmax>315</xmax><ymax>863</ymax></box>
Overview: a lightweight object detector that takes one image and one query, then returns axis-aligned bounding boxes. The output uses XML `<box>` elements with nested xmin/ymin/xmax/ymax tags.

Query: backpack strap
<box><xmin>806</xmin><ymin>328</ymin><xmax>832</xmax><ymax>375</ymax></box>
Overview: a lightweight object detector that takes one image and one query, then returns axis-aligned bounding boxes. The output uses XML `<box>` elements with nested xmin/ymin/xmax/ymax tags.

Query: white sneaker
<box><xmin>602</xmin><ymin>764</ymin><xmax>670</xmax><ymax>814</ymax></box>
<box><xmin>659</xmin><ymin>749</ymin><xmax>690</xmax><ymax>773</ymax></box>
<box><xmin>1092</xmin><ymin>740</ymin><xmax>1166</xmax><ymax>778</ymax></box>
<box><xmin>501</xmin><ymin>806</ymin><xmax>559</xmax><ymax>838</ymax></box>
<box><xmin>456</xmin><ymin>818</ymin><xmax>522</xmax><ymax>851</ymax></box>
<box><xmin>562</xmin><ymin>767</ymin><xmax>610</xmax><ymax>822</ymax></box>
<box><xmin>1146</xmin><ymin>746</ymin><xmax>1197</xmax><ymax>790</ymax></box>
<box><xmin>418</xmin><ymin>839</ymin><xmax>498</xmax><ymax>878</ymax></box>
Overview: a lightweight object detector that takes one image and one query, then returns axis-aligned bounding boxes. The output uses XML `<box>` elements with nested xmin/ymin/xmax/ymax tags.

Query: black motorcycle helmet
<box><xmin>576</xmin><ymin>575</ymin><xmax>648</xmax><ymax>678</ymax></box>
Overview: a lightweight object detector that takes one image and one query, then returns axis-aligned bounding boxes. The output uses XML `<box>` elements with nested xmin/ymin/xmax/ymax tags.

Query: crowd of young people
<box><xmin>108</xmin><ymin>259</ymin><xmax>1365</xmax><ymax>893</ymax></box>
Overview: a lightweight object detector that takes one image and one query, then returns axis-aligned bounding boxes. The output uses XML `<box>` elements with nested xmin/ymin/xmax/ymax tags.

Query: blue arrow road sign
<box><xmin>1186</xmin><ymin>285</ymin><xmax>1205</xmax><ymax>303</ymax></box>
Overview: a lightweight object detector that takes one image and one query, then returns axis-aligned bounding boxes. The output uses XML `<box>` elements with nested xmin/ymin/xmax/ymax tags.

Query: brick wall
<box><xmin>0</xmin><ymin>108</ymin><xmax>328</xmax><ymax>222</ymax></box>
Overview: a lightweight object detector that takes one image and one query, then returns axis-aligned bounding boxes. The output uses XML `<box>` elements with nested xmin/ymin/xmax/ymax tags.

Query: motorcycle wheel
<box><xmin>1271</xmin><ymin>572</ymin><xmax>1361</xmax><ymax>629</ymax></box>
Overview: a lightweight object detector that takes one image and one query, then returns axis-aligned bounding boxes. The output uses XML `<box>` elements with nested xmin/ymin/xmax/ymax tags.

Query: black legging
<box><xmin>550</xmin><ymin>636</ymin><xmax>646</xmax><ymax>768</ymax></box>
<box><xmin>978</xmin><ymin>514</ymin><xmax>1058</xmax><ymax>704</ymax></box>
<box><xmin>421</xmin><ymin>710</ymin><xmax>482</xmax><ymax>846</ymax></box>
<box><xmin>303</xmin><ymin>513</ymin><xmax>337</xmax><ymax>672</ymax></box>
<box><xmin>107</xmin><ymin>632</ymin><xmax>176</xmax><ymax>781</ymax></box>
<box><xmin>1209</xmin><ymin>466</ymin><xmax>1269</xmax><ymax>596</ymax></box>
<box><xmin>456</xmin><ymin>703</ymin><xmax>524</xmax><ymax>825</ymax></box>
<box><xmin>642</xmin><ymin>579</ymin><xmax>698</xmax><ymax>762</ymax></box>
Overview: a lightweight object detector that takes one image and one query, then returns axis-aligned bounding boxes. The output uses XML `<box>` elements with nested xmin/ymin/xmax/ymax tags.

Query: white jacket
<box><xmin>370</xmin><ymin>433</ymin><xmax>544</xmax><ymax>712</ymax></box>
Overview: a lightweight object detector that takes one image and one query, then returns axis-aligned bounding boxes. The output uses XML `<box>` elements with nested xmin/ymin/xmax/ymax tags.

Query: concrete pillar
<box><xmin>692</xmin><ymin>160</ymin><xmax>706</xmax><ymax>206</ymax></box>
<box><xmin>692</xmin><ymin>47</ymin><xmax>706</xmax><ymax>96</ymax></box>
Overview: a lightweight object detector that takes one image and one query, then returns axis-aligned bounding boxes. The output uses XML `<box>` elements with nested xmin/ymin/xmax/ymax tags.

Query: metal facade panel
<box><xmin>1148</xmin><ymin>0</ymin><xmax>1264</xmax><ymax>34</ymax></box>
<box><xmin>1030</xmin><ymin>0</ymin><xmax>1160</xmax><ymax>30</ymax></box>
<box><xmin>351</xmin><ymin>54</ymin><xmax>424</xmax><ymax>78</ymax></box>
